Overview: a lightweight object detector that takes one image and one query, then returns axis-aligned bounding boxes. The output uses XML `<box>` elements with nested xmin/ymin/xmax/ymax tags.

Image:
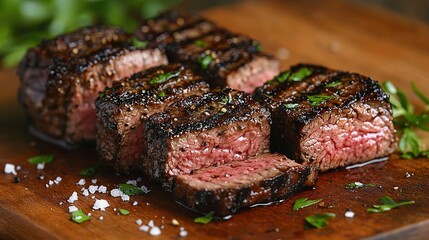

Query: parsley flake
<box><xmin>28</xmin><ymin>154</ymin><xmax>54</xmax><ymax>164</ymax></box>
<box><xmin>157</xmin><ymin>91</ymin><xmax>167</xmax><ymax>99</ymax></box>
<box><xmin>79</xmin><ymin>167</ymin><xmax>97</xmax><ymax>177</ymax></box>
<box><xmin>305</xmin><ymin>213</ymin><xmax>335</xmax><ymax>229</ymax></box>
<box><xmin>275</xmin><ymin>70</ymin><xmax>291</xmax><ymax>83</ymax></box>
<box><xmin>98</xmin><ymin>92</ymin><xmax>105</xmax><ymax>98</ymax></box>
<box><xmin>289</xmin><ymin>67</ymin><xmax>313</xmax><ymax>81</ymax></box>
<box><xmin>71</xmin><ymin>209</ymin><xmax>91</xmax><ymax>223</ymax></box>
<box><xmin>367</xmin><ymin>196</ymin><xmax>415</xmax><ymax>213</ymax></box>
<box><xmin>219</xmin><ymin>93</ymin><xmax>233</xmax><ymax>105</ymax></box>
<box><xmin>194</xmin><ymin>211</ymin><xmax>214</xmax><ymax>224</ymax></box>
<box><xmin>293</xmin><ymin>198</ymin><xmax>322</xmax><ymax>211</ymax></box>
<box><xmin>119</xmin><ymin>208</ymin><xmax>130</xmax><ymax>215</ymax></box>
<box><xmin>194</xmin><ymin>40</ymin><xmax>207</xmax><ymax>48</ymax></box>
<box><xmin>325</xmin><ymin>81</ymin><xmax>342</xmax><ymax>88</ymax></box>
<box><xmin>198</xmin><ymin>55</ymin><xmax>212</xmax><ymax>70</ymax></box>
<box><xmin>256</xmin><ymin>43</ymin><xmax>262</xmax><ymax>51</ymax></box>
<box><xmin>119</xmin><ymin>183</ymin><xmax>143</xmax><ymax>195</ymax></box>
<box><xmin>148</xmin><ymin>70</ymin><xmax>181</xmax><ymax>85</ymax></box>
<box><xmin>307</xmin><ymin>95</ymin><xmax>335</xmax><ymax>106</ymax></box>
<box><xmin>344</xmin><ymin>182</ymin><xmax>376</xmax><ymax>190</ymax></box>
<box><xmin>132</xmin><ymin>38</ymin><xmax>148</xmax><ymax>48</ymax></box>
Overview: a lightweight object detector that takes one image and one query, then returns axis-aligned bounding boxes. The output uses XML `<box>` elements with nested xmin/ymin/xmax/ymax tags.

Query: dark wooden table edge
<box><xmin>363</xmin><ymin>219</ymin><xmax>429</xmax><ymax>240</ymax></box>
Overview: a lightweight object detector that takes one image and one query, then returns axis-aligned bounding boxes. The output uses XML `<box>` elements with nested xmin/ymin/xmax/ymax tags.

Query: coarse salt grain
<box><xmin>110</xmin><ymin>189</ymin><xmax>123</xmax><ymax>197</ymax></box>
<box><xmin>68</xmin><ymin>206</ymin><xmax>78</xmax><ymax>212</ymax></box>
<box><xmin>149</xmin><ymin>226</ymin><xmax>161</xmax><ymax>236</ymax></box>
<box><xmin>121</xmin><ymin>194</ymin><xmax>130</xmax><ymax>201</ymax></box>
<box><xmin>139</xmin><ymin>225</ymin><xmax>149</xmax><ymax>232</ymax></box>
<box><xmin>148</xmin><ymin>220</ymin><xmax>154</xmax><ymax>227</ymax></box>
<box><xmin>91</xmin><ymin>179</ymin><xmax>97</xmax><ymax>184</ymax></box>
<box><xmin>133</xmin><ymin>201</ymin><xmax>138</xmax><ymax>206</ymax></box>
<box><xmin>77</xmin><ymin>179</ymin><xmax>86</xmax><ymax>186</ymax></box>
<box><xmin>55</xmin><ymin>176</ymin><xmax>62</xmax><ymax>183</ymax></box>
<box><xmin>172</xmin><ymin>219</ymin><xmax>179</xmax><ymax>226</ymax></box>
<box><xmin>45</xmin><ymin>184</ymin><xmax>49</xmax><ymax>188</ymax></box>
<box><xmin>82</xmin><ymin>189</ymin><xmax>89</xmax><ymax>197</ymax></box>
<box><xmin>88</xmin><ymin>185</ymin><xmax>98</xmax><ymax>194</ymax></box>
<box><xmin>16</xmin><ymin>166</ymin><xmax>21</xmax><ymax>171</ymax></box>
<box><xmin>98</xmin><ymin>185</ymin><xmax>107</xmax><ymax>194</ymax></box>
<box><xmin>345</xmin><ymin>210</ymin><xmax>355</xmax><ymax>218</ymax></box>
<box><xmin>136</xmin><ymin>219</ymin><xmax>143</xmax><ymax>225</ymax></box>
<box><xmin>48</xmin><ymin>180</ymin><xmax>54</xmax><ymax>185</ymax></box>
<box><xmin>179</xmin><ymin>230</ymin><xmax>188</xmax><ymax>237</ymax></box>
<box><xmin>36</xmin><ymin>163</ymin><xmax>45</xmax><ymax>170</ymax></box>
<box><xmin>99</xmin><ymin>216</ymin><xmax>104</xmax><ymax>221</ymax></box>
<box><xmin>93</xmin><ymin>199</ymin><xmax>110</xmax><ymax>211</ymax></box>
<box><xmin>140</xmin><ymin>185</ymin><xmax>150</xmax><ymax>194</ymax></box>
<box><xmin>67</xmin><ymin>191</ymin><xmax>78</xmax><ymax>203</ymax></box>
<box><xmin>126</xmin><ymin>180</ymin><xmax>137</xmax><ymax>186</ymax></box>
<box><xmin>394</xmin><ymin>186</ymin><xmax>399</xmax><ymax>190</ymax></box>
<box><xmin>4</xmin><ymin>163</ymin><xmax>17</xmax><ymax>175</ymax></box>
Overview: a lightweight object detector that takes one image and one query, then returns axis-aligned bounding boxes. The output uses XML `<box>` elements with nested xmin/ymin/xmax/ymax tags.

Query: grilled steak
<box><xmin>135</xmin><ymin>11</ymin><xmax>280</xmax><ymax>93</ymax></box>
<box><xmin>96</xmin><ymin>64</ymin><xmax>210</xmax><ymax>172</ymax></box>
<box><xmin>254</xmin><ymin>63</ymin><xmax>397</xmax><ymax>171</ymax></box>
<box><xmin>17</xmin><ymin>25</ymin><xmax>168</xmax><ymax>147</ymax></box>
<box><xmin>142</xmin><ymin>88</ymin><xmax>271</xmax><ymax>189</ymax></box>
<box><xmin>173</xmin><ymin>153</ymin><xmax>314</xmax><ymax>216</ymax></box>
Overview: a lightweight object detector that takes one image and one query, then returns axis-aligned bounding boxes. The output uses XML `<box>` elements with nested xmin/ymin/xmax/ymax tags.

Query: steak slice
<box><xmin>96</xmin><ymin>64</ymin><xmax>210</xmax><ymax>172</ymax></box>
<box><xmin>17</xmin><ymin>25</ymin><xmax>168</xmax><ymax>147</ymax></box>
<box><xmin>173</xmin><ymin>153</ymin><xmax>314</xmax><ymax>216</ymax></box>
<box><xmin>142</xmin><ymin>88</ymin><xmax>271</xmax><ymax>189</ymax></box>
<box><xmin>254</xmin><ymin>63</ymin><xmax>397</xmax><ymax>171</ymax></box>
<box><xmin>135</xmin><ymin>11</ymin><xmax>280</xmax><ymax>93</ymax></box>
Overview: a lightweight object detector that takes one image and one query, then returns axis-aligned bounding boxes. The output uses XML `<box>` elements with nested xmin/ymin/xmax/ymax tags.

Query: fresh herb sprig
<box><xmin>382</xmin><ymin>81</ymin><xmax>429</xmax><ymax>158</ymax></box>
<box><xmin>194</xmin><ymin>211</ymin><xmax>214</xmax><ymax>224</ymax></box>
<box><xmin>293</xmin><ymin>198</ymin><xmax>322</xmax><ymax>211</ymax></box>
<box><xmin>367</xmin><ymin>196</ymin><xmax>415</xmax><ymax>213</ymax></box>
<box><xmin>71</xmin><ymin>209</ymin><xmax>91</xmax><ymax>223</ymax></box>
<box><xmin>28</xmin><ymin>154</ymin><xmax>54</xmax><ymax>164</ymax></box>
<box><xmin>119</xmin><ymin>208</ymin><xmax>130</xmax><ymax>215</ymax></box>
<box><xmin>305</xmin><ymin>213</ymin><xmax>335</xmax><ymax>229</ymax></box>
<box><xmin>119</xmin><ymin>183</ymin><xmax>144</xmax><ymax>195</ymax></box>
<box><xmin>148</xmin><ymin>70</ymin><xmax>181</xmax><ymax>85</ymax></box>
<box><xmin>307</xmin><ymin>95</ymin><xmax>335</xmax><ymax>106</ymax></box>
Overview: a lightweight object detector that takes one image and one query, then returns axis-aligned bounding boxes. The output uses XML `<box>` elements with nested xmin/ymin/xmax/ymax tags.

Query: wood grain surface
<box><xmin>1</xmin><ymin>0</ymin><xmax>428</xmax><ymax>239</ymax></box>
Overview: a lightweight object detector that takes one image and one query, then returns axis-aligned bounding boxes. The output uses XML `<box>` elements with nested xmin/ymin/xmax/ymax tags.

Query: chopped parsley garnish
<box><xmin>119</xmin><ymin>183</ymin><xmax>144</xmax><ymax>195</ymax></box>
<box><xmin>293</xmin><ymin>198</ymin><xmax>322</xmax><ymax>211</ymax></box>
<box><xmin>275</xmin><ymin>67</ymin><xmax>313</xmax><ymax>83</ymax></box>
<box><xmin>219</xmin><ymin>93</ymin><xmax>233</xmax><ymax>105</ymax></box>
<box><xmin>325</xmin><ymin>81</ymin><xmax>342</xmax><ymax>88</ymax></box>
<box><xmin>148</xmin><ymin>70</ymin><xmax>181</xmax><ymax>85</ymax></box>
<box><xmin>194</xmin><ymin>40</ymin><xmax>207</xmax><ymax>48</ymax></box>
<box><xmin>131</xmin><ymin>38</ymin><xmax>148</xmax><ymax>48</ymax></box>
<box><xmin>256</xmin><ymin>43</ymin><xmax>262</xmax><ymax>51</ymax></box>
<box><xmin>284</xmin><ymin>103</ymin><xmax>300</xmax><ymax>109</ymax></box>
<box><xmin>194</xmin><ymin>211</ymin><xmax>214</xmax><ymax>224</ymax></box>
<box><xmin>198</xmin><ymin>55</ymin><xmax>213</xmax><ymax>70</ymax></box>
<box><xmin>119</xmin><ymin>208</ymin><xmax>130</xmax><ymax>215</ymax></box>
<box><xmin>28</xmin><ymin>154</ymin><xmax>54</xmax><ymax>164</ymax></box>
<box><xmin>307</xmin><ymin>95</ymin><xmax>335</xmax><ymax>106</ymax></box>
<box><xmin>79</xmin><ymin>167</ymin><xmax>97</xmax><ymax>177</ymax></box>
<box><xmin>382</xmin><ymin>81</ymin><xmax>429</xmax><ymax>158</ymax></box>
<box><xmin>98</xmin><ymin>92</ymin><xmax>105</xmax><ymax>98</ymax></box>
<box><xmin>367</xmin><ymin>196</ymin><xmax>415</xmax><ymax>213</ymax></box>
<box><xmin>344</xmin><ymin>182</ymin><xmax>376</xmax><ymax>190</ymax></box>
<box><xmin>305</xmin><ymin>213</ymin><xmax>335</xmax><ymax>229</ymax></box>
<box><xmin>71</xmin><ymin>209</ymin><xmax>91</xmax><ymax>223</ymax></box>
<box><xmin>157</xmin><ymin>91</ymin><xmax>167</xmax><ymax>98</ymax></box>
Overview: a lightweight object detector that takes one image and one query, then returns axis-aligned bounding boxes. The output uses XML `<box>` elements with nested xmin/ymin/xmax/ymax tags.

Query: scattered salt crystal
<box><xmin>113</xmin><ymin>208</ymin><xmax>117</xmax><ymax>211</ymax></box>
<box><xmin>139</xmin><ymin>225</ymin><xmax>149</xmax><ymax>232</ymax></box>
<box><xmin>172</xmin><ymin>219</ymin><xmax>179</xmax><ymax>226</ymax></box>
<box><xmin>59</xmin><ymin>201</ymin><xmax>64</xmax><ymax>205</ymax></box>
<box><xmin>45</xmin><ymin>184</ymin><xmax>49</xmax><ymax>188</ymax></box>
<box><xmin>49</xmin><ymin>180</ymin><xmax>54</xmax><ymax>185</ymax></box>
<box><xmin>345</xmin><ymin>210</ymin><xmax>355</xmax><ymax>218</ymax></box>
<box><xmin>88</xmin><ymin>185</ymin><xmax>98</xmax><ymax>194</ymax></box>
<box><xmin>121</xmin><ymin>194</ymin><xmax>130</xmax><ymax>201</ymax></box>
<box><xmin>99</xmin><ymin>216</ymin><xmax>104</xmax><ymax>221</ymax></box>
<box><xmin>149</xmin><ymin>226</ymin><xmax>161</xmax><ymax>236</ymax></box>
<box><xmin>126</xmin><ymin>180</ymin><xmax>137</xmax><ymax>186</ymax></box>
<box><xmin>405</xmin><ymin>172</ymin><xmax>413</xmax><ymax>178</ymax></box>
<box><xmin>87</xmin><ymin>213</ymin><xmax>92</xmax><ymax>216</ymax></box>
<box><xmin>98</xmin><ymin>185</ymin><xmax>107</xmax><ymax>194</ymax></box>
<box><xmin>4</xmin><ymin>163</ymin><xmax>17</xmax><ymax>175</ymax></box>
<box><xmin>39</xmin><ymin>175</ymin><xmax>45</xmax><ymax>180</ymax></box>
<box><xmin>91</xmin><ymin>179</ymin><xmax>97</xmax><ymax>184</ymax></box>
<box><xmin>67</xmin><ymin>191</ymin><xmax>78</xmax><ymax>203</ymax></box>
<box><xmin>136</xmin><ymin>177</ymin><xmax>142</xmax><ymax>182</ymax></box>
<box><xmin>136</xmin><ymin>219</ymin><xmax>143</xmax><ymax>225</ymax></box>
<box><xmin>148</xmin><ymin>220</ymin><xmax>154</xmax><ymax>227</ymax></box>
<box><xmin>77</xmin><ymin>179</ymin><xmax>86</xmax><ymax>186</ymax></box>
<box><xmin>93</xmin><ymin>199</ymin><xmax>110</xmax><ymax>211</ymax></box>
<box><xmin>55</xmin><ymin>176</ymin><xmax>62</xmax><ymax>183</ymax></box>
<box><xmin>180</xmin><ymin>227</ymin><xmax>184</xmax><ymax>231</ymax></box>
<box><xmin>68</xmin><ymin>206</ymin><xmax>78</xmax><ymax>212</ymax></box>
<box><xmin>354</xmin><ymin>182</ymin><xmax>363</xmax><ymax>186</ymax></box>
<box><xmin>179</xmin><ymin>229</ymin><xmax>188</xmax><ymax>237</ymax></box>
<box><xmin>110</xmin><ymin>189</ymin><xmax>123</xmax><ymax>197</ymax></box>
<box><xmin>82</xmin><ymin>189</ymin><xmax>89</xmax><ymax>197</ymax></box>
<box><xmin>16</xmin><ymin>166</ymin><xmax>21</xmax><ymax>171</ymax></box>
<box><xmin>140</xmin><ymin>185</ymin><xmax>150</xmax><ymax>194</ymax></box>
<box><xmin>133</xmin><ymin>201</ymin><xmax>138</xmax><ymax>206</ymax></box>
<box><xmin>393</xmin><ymin>186</ymin><xmax>399</xmax><ymax>190</ymax></box>
<box><xmin>36</xmin><ymin>163</ymin><xmax>45</xmax><ymax>170</ymax></box>
<box><xmin>91</xmin><ymin>196</ymin><xmax>95</xmax><ymax>199</ymax></box>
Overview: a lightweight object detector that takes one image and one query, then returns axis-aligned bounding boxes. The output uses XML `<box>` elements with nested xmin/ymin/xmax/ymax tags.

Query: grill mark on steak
<box><xmin>142</xmin><ymin>88</ymin><xmax>271</xmax><ymax>189</ymax></box>
<box><xmin>255</xmin><ymin>63</ymin><xmax>397</xmax><ymax>171</ymax></box>
<box><xmin>96</xmin><ymin>64</ymin><xmax>210</xmax><ymax>172</ymax></box>
<box><xmin>173</xmin><ymin>153</ymin><xmax>314</xmax><ymax>216</ymax></box>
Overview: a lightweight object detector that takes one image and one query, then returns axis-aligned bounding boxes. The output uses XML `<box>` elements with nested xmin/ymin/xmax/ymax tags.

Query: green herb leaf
<box><xmin>157</xmin><ymin>91</ymin><xmax>167</xmax><ymax>98</ymax></box>
<box><xmin>325</xmin><ymin>81</ymin><xmax>342</xmax><ymax>88</ymax></box>
<box><xmin>412</xmin><ymin>82</ymin><xmax>429</xmax><ymax>106</ymax></box>
<box><xmin>194</xmin><ymin>40</ymin><xmax>207</xmax><ymax>48</ymax></box>
<box><xmin>194</xmin><ymin>211</ymin><xmax>214</xmax><ymax>224</ymax></box>
<box><xmin>71</xmin><ymin>209</ymin><xmax>91</xmax><ymax>223</ymax></box>
<box><xmin>275</xmin><ymin>70</ymin><xmax>291</xmax><ymax>83</ymax></box>
<box><xmin>284</xmin><ymin>103</ymin><xmax>300</xmax><ymax>109</ymax></box>
<box><xmin>132</xmin><ymin>38</ymin><xmax>148</xmax><ymax>48</ymax></box>
<box><xmin>305</xmin><ymin>213</ymin><xmax>335</xmax><ymax>229</ymax></box>
<box><xmin>28</xmin><ymin>154</ymin><xmax>54</xmax><ymax>164</ymax></box>
<box><xmin>119</xmin><ymin>208</ymin><xmax>130</xmax><ymax>215</ymax></box>
<box><xmin>293</xmin><ymin>198</ymin><xmax>322</xmax><ymax>211</ymax></box>
<box><xmin>148</xmin><ymin>70</ymin><xmax>181</xmax><ymax>85</ymax></box>
<box><xmin>119</xmin><ymin>183</ymin><xmax>143</xmax><ymax>195</ymax></box>
<box><xmin>307</xmin><ymin>95</ymin><xmax>335</xmax><ymax>106</ymax></box>
<box><xmin>367</xmin><ymin>196</ymin><xmax>415</xmax><ymax>213</ymax></box>
<box><xmin>219</xmin><ymin>93</ymin><xmax>233</xmax><ymax>105</ymax></box>
<box><xmin>198</xmin><ymin>55</ymin><xmax>212</xmax><ymax>70</ymax></box>
<box><xmin>98</xmin><ymin>92</ymin><xmax>105</xmax><ymax>98</ymax></box>
<box><xmin>256</xmin><ymin>43</ymin><xmax>262</xmax><ymax>51</ymax></box>
<box><xmin>344</xmin><ymin>182</ymin><xmax>376</xmax><ymax>190</ymax></box>
<box><xmin>289</xmin><ymin>67</ymin><xmax>313</xmax><ymax>81</ymax></box>
<box><xmin>79</xmin><ymin>167</ymin><xmax>97</xmax><ymax>177</ymax></box>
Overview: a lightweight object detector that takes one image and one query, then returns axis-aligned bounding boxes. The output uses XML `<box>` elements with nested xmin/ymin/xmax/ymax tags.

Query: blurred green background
<box><xmin>0</xmin><ymin>0</ymin><xmax>180</xmax><ymax>67</ymax></box>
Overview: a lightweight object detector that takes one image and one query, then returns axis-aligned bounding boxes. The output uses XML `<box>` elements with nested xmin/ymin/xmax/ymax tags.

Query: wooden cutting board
<box><xmin>1</xmin><ymin>0</ymin><xmax>428</xmax><ymax>239</ymax></box>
